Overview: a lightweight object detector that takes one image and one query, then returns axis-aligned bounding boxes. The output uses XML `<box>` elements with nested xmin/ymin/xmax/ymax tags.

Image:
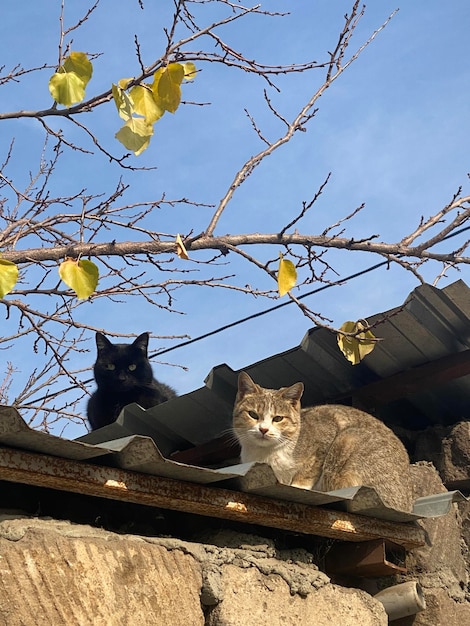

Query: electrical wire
<box><xmin>21</xmin><ymin>221</ymin><xmax>470</xmax><ymax>404</ymax></box>
<box><xmin>151</xmin><ymin>261</ymin><xmax>387</xmax><ymax>358</ymax></box>
<box><xmin>151</xmin><ymin>221</ymin><xmax>470</xmax><ymax>358</ymax></box>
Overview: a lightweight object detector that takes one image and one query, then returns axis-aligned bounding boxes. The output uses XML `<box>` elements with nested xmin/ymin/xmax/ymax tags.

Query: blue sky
<box><xmin>1</xmin><ymin>1</ymin><xmax>470</xmax><ymax>437</ymax></box>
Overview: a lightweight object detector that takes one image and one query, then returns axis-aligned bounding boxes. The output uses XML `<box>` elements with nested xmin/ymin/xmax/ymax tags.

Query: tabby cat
<box><xmin>232</xmin><ymin>371</ymin><xmax>413</xmax><ymax>511</ymax></box>
<box><xmin>87</xmin><ymin>332</ymin><xmax>177</xmax><ymax>430</ymax></box>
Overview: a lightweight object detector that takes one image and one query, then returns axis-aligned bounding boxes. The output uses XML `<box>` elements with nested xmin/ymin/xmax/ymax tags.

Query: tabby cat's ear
<box><xmin>95</xmin><ymin>332</ymin><xmax>112</xmax><ymax>352</ymax></box>
<box><xmin>281</xmin><ymin>382</ymin><xmax>304</xmax><ymax>404</ymax></box>
<box><xmin>237</xmin><ymin>371</ymin><xmax>258</xmax><ymax>397</ymax></box>
<box><xmin>133</xmin><ymin>332</ymin><xmax>150</xmax><ymax>353</ymax></box>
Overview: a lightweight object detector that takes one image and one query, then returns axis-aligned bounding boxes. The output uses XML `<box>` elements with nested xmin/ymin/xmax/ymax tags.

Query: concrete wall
<box><xmin>0</xmin><ymin>516</ymin><xmax>387</xmax><ymax>626</ymax></box>
<box><xmin>1</xmin><ymin>438</ymin><xmax>470</xmax><ymax>625</ymax></box>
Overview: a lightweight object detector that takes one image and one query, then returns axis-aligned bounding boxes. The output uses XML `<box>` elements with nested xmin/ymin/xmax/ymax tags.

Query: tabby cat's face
<box><xmin>233</xmin><ymin>372</ymin><xmax>303</xmax><ymax>454</ymax></box>
<box><xmin>93</xmin><ymin>332</ymin><xmax>153</xmax><ymax>391</ymax></box>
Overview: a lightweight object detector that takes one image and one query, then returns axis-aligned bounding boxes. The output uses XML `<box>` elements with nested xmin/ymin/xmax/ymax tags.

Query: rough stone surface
<box><xmin>412</xmin><ymin>422</ymin><xmax>470</xmax><ymax>487</ymax></box>
<box><xmin>408</xmin><ymin>463</ymin><xmax>468</xmax><ymax>587</ymax></box>
<box><xmin>0</xmin><ymin>517</ymin><xmax>389</xmax><ymax>626</ymax></box>
<box><xmin>440</xmin><ymin>422</ymin><xmax>470</xmax><ymax>484</ymax></box>
<box><xmin>412</xmin><ymin>425</ymin><xmax>445</xmax><ymax>471</ymax></box>
<box><xmin>459</xmin><ymin>498</ymin><xmax>470</xmax><ymax>559</ymax></box>
<box><xmin>0</xmin><ymin>518</ymin><xmax>204</xmax><ymax>626</ymax></box>
<box><xmin>206</xmin><ymin>565</ymin><xmax>387</xmax><ymax>626</ymax></box>
<box><xmin>397</xmin><ymin>463</ymin><xmax>470</xmax><ymax>625</ymax></box>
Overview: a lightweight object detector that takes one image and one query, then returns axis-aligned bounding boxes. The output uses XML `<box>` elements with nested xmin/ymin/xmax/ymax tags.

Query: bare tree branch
<box><xmin>1</xmin><ymin>0</ymin><xmax>467</xmax><ymax>431</ymax></box>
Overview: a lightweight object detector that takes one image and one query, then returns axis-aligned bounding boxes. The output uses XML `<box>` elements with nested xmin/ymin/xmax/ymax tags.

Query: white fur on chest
<box><xmin>240</xmin><ymin>442</ymin><xmax>297</xmax><ymax>484</ymax></box>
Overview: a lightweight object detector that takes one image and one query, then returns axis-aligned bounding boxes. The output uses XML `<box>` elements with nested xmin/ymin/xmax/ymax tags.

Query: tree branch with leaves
<box><xmin>1</xmin><ymin>0</ymin><xmax>469</xmax><ymax>431</ymax></box>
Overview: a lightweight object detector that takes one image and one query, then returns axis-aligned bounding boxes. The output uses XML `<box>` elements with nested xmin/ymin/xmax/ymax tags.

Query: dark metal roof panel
<box><xmin>77</xmin><ymin>280</ymin><xmax>470</xmax><ymax>448</ymax></box>
<box><xmin>364</xmin><ymin>282</ymin><xmax>470</xmax><ymax>377</ymax></box>
<box><xmin>78</xmin><ymin>388</ymin><xmax>234</xmax><ymax>453</ymax></box>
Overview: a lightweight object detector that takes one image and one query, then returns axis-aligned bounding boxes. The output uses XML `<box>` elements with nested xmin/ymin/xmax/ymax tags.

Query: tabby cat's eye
<box><xmin>273</xmin><ymin>415</ymin><xmax>285</xmax><ymax>423</ymax></box>
<box><xmin>105</xmin><ymin>363</ymin><xmax>115</xmax><ymax>371</ymax></box>
<box><xmin>248</xmin><ymin>410</ymin><xmax>259</xmax><ymax>420</ymax></box>
<box><xmin>128</xmin><ymin>364</ymin><xmax>137</xmax><ymax>371</ymax></box>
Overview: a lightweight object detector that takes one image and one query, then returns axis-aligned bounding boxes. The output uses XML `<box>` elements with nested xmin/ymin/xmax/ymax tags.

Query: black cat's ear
<box><xmin>95</xmin><ymin>332</ymin><xmax>111</xmax><ymax>352</ymax></box>
<box><xmin>133</xmin><ymin>332</ymin><xmax>149</xmax><ymax>353</ymax></box>
<box><xmin>281</xmin><ymin>382</ymin><xmax>304</xmax><ymax>404</ymax></box>
<box><xmin>237</xmin><ymin>371</ymin><xmax>258</xmax><ymax>398</ymax></box>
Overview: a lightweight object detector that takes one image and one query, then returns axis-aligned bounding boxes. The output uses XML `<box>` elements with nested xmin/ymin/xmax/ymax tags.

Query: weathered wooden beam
<box><xmin>0</xmin><ymin>446</ymin><xmax>425</xmax><ymax>549</ymax></box>
<box><xmin>353</xmin><ymin>348</ymin><xmax>470</xmax><ymax>408</ymax></box>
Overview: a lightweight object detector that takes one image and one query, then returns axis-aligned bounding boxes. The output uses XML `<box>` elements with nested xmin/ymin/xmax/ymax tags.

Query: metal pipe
<box><xmin>374</xmin><ymin>581</ymin><xmax>426</xmax><ymax>621</ymax></box>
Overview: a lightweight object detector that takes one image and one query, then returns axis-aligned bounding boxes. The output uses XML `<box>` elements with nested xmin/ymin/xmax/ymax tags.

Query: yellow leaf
<box><xmin>49</xmin><ymin>52</ymin><xmax>92</xmax><ymax>106</ymax></box>
<box><xmin>112</xmin><ymin>83</ymin><xmax>135</xmax><ymax>121</ymax></box>
<box><xmin>0</xmin><ymin>259</ymin><xmax>19</xmax><ymax>298</ymax></box>
<box><xmin>118</xmin><ymin>77</ymin><xmax>133</xmax><ymax>90</ymax></box>
<box><xmin>176</xmin><ymin>234</ymin><xmax>189</xmax><ymax>260</ymax></box>
<box><xmin>49</xmin><ymin>71</ymin><xmax>86</xmax><ymax>107</ymax></box>
<box><xmin>337</xmin><ymin>320</ymin><xmax>377</xmax><ymax>365</ymax></box>
<box><xmin>63</xmin><ymin>52</ymin><xmax>93</xmax><ymax>87</ymax></box>
<box><xmin>130</xmin><ymin>84</ymin><xmax>164</xmax><ymax>124</ymax></box>
<box><xmin>59</xmin><ymin>258</ymin><xmax>99</xmax><ymax>299</ymax></box>
<box><xmin>115</xmin><ymin>118</ymin><xmax>154</xmax><ymax>156</ymax></box>
<box><xmin>182</xmin><ymin>62</ymin><xmax>197</xmax><ymax>81</ymax></box>
<box><xmin>278</xmin><ymin>254</ymin><xmax>297</xmax><ymax>297</ymax></box>
<box><xmin>152</xmin><ymin>63</ymin><xmax>184</xmax><ymax>113</ymax></box>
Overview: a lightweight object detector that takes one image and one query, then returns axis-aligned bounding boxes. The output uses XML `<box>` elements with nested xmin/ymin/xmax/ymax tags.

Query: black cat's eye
<box><xmin>128</xmin><ymin>364</ymin><xmax>137</xmax><ymax>371</ymax></box>
<box><xmin>273</xmin><ymin>415</ymin><xmax>285</xmax><ymax>423</ymax></box>
<box><xmin>248</xmin><ymin>410</ymin><xmax>259</xmax><ymax>420</ymax></box>
<box><xmin>105</xmin><ymin>363</ymin><xmax>116</xmax><ymax>371</ymax></box>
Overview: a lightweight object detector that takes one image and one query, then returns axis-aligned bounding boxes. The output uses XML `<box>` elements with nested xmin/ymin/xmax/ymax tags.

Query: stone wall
<box><xmin>363</xmin><ymin>462</ymin><xmax>470</xmax><ymax>626</ymax></box>
<box><xmin>0</xmin><ymin>516</ymin><xmax>387</xmax><ymax>626</ymax></box>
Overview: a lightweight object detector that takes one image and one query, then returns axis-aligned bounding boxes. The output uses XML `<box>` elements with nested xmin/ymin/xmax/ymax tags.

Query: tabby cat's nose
<box><xmin>258</xmin><ymin>426</ymin><xmax>269</xmax><ymax>435</ymax></box>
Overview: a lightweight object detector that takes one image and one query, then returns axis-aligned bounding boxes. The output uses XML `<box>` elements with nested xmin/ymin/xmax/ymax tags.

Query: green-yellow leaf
<box><xmin>130</xmin><ymin>84</ymin><xmax>164</xmax><ymax>124</ymax></box>
<box><xmin>115</xmin><ymin>118</ymin><xmax>154</xmax><ymax>156</ymax></box>
<box><xmin>112</xmin><ymin>83</ymin><xmax>135</xmax><ymax>121</ymax></box>
<box><xmin>278</xmin><ymin>254</ymin><xmax>297</xmax><ymax>297</ymax></box>
<box><xmin>337</xmin><ymin>320</ymin><xmax>377</xmax><ymax>365</ymax></box>
<box><xmin>49</xmin><ymin>71</ymin><xmax>86</xmax><ymax>107</ymax></box>
<box><xmin>59</xmin><ymin>258</ymin><xmax>99</xmax><ymax>300</ymax></box>
<box><xmin>152</xmin><ymin>63</ymin><xmax>185</xmax><ymax>113</ymax></box>
<box><xmin>182</xmin><ymin>62</ymin><xmax>197</xmax><ymax>81</ymax></box>
<box><xmin>0</xmin><ymin>259</ymin><xmax>19</xmax><ymax>298</ymax></box>
<box><xmin>118</xmin><ymin>77</ymin><xmax>133</xmax><ymax>90</ymax></box>
<box><xmin>63</xmin><ymin>52</ymin><xmax>93</xmax><ymax>87</ymax></box>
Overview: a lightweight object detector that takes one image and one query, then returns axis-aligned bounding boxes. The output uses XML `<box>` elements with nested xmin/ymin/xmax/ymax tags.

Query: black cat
<box><xmin>87</xmin><ymin>332</ymin><xmax>177</xmax><ymax>430</ymax></box>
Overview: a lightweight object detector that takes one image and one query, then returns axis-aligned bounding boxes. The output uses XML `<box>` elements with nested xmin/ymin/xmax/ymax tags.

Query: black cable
<box><xmin>21</xmin><ymin>260</ymin><xmax>389</xmax><ymax>405</ymax></box>
<box><xmin>151</xmin><ymin>261</ymin><xmax>387</xmax><ymax>358</ymax></box>
<box><xmin>22</xmin><ymin>221</ymin><xmax>470</xmax><ymax>404</ymax></box>
<box><xmin>151</xmin><ymin>220</ymin><xmax>470</xmax><ymax>358</ymax></box>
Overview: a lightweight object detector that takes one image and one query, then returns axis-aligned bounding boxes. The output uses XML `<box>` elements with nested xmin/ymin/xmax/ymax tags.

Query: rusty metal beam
<box><xmin>0</xmin><ymin>445</ymin><xmax>425</xmax><ymax>549</ymax></box>
<box><xmin>325</xmin><ymin>539</ymin><xmax>407</xmax><ymax>577</ymax></box>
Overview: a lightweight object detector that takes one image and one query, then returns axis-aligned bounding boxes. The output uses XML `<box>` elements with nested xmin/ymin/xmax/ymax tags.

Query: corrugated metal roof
<box><xmin>79</xmin><ymin>278</ymin><xmax>470</xmax><ymax>453</ymax></box>
<box><xmin>0</xmin><ymin>405</ymin><xmax>465</xmax><ymax>525</ymax></box>
<box><xmin>2</xmin><ymin>279</ymin><xmax>470</xmax><ymax>531</ymax></box>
